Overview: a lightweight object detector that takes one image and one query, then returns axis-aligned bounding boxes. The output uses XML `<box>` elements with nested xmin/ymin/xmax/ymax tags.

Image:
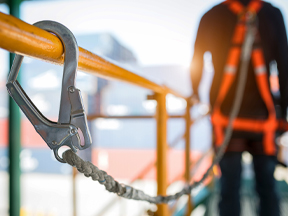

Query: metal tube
<box><xmin>72</xmin><ymin>167</ymin><xmax>77</xmax><ymax>216</ymax></box>
<box><xmin>185</xmin><ymin>102</ymin><xmax>192</xmax><ymax>215</ymax></box>
<box><xmin>8</xmin><ymin>1</ymin><xmax>22</xmax><ymax>216</ymax></box>
<box><xmin>155</xmin><ymin>93</ymin><xmax>169</xmax><ymax>216</ymax></box>
<box><xmin>0</xmin><ymin>12</ymin><xmax>185</xmax><ymax>97</ymax></box>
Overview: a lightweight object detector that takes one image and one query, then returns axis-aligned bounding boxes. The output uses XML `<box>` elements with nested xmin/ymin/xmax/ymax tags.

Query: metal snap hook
<box><xmin>6</xmin><ymin>21</ymin><xmax>92</xmax><ymax>163</ymax></box>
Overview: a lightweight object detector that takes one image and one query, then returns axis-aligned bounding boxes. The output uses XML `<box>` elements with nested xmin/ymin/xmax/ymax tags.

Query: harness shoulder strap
<box><xmin>225</xmin><ymin>0</ymin><xmax>262</xmax><ymax>15</ymax></box>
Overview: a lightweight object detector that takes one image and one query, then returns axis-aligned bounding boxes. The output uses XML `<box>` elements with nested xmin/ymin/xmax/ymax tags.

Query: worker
<box><xmin>190</xmin><ymin>0</ymin><xmax>288</xmax><ymax>216</ymax></box>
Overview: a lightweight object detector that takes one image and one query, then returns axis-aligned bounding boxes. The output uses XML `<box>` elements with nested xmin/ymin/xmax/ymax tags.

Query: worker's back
<box><xmin>190</xmin><ymin>1</ymin><xmax>287</xmax><ymax>215</ymax></box>
<box><xmin>191</xmin><ymin>0</ymin><xmax>288</xmax><ymax>121</ymax></box>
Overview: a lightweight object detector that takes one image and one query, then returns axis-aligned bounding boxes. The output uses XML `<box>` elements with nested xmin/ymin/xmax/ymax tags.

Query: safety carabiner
<box><xmin>6</xmin><ymin>21</ymin><xmax>92</xmax><ymax>163</ymax></box>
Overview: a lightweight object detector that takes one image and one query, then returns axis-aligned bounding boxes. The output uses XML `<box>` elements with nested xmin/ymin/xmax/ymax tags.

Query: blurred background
<box><xmin>1</xmin><ymin>0</ymin><xmax>288</xmax><ymax>215</ymax></box>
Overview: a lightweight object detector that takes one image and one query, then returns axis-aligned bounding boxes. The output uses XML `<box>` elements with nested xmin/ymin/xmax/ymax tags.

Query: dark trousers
<box><xmin>219</xmin><ymin>152</ymin><xmax>280</xmax><ymax>216</ymax></box>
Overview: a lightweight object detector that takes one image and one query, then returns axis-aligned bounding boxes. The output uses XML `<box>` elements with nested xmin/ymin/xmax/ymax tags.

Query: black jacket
<box><xmin>191</xmin><ymin>1</ymin><xmax>288</xmax><ymax>121</ymax></box>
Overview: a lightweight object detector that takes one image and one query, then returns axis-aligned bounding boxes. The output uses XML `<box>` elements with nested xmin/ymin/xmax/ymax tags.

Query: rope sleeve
<box><xmin>62</xmin><ymin>150</ymin><xmax>193</xmax><ymax>204</ymax></box>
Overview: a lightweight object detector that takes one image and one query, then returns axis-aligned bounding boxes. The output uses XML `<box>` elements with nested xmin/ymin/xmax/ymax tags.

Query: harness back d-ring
<box><xmin>6</xmin><ymin>21</ymin><xmax>92</xmax><ymax>163</ymax></box>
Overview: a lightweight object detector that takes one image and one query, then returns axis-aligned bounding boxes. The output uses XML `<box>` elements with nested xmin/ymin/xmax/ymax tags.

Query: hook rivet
<box><xmin>69</xmin><ymin>86</ymin><xmax>75</xmax><ymax>93</ymax></box>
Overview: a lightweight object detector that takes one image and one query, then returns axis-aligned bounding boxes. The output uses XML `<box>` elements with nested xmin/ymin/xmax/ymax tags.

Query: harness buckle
<box><xmin>6</xmin><ymin>21</ymin><xmax>92</xmax><ymax>163</ymax></box>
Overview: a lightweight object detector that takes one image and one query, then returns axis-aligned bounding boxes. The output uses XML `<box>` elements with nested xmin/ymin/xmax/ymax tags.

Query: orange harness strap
<box><xmin>211</xmin><ymin>0</ymin><xmax>277</xmax><ymax>155</ymax></box>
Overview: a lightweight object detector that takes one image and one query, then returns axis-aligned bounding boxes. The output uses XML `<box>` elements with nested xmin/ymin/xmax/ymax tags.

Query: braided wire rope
<box><xmin>62</xmin><ymin>15</ymin><xmax>256</xmax><ymax>204</ymax></box>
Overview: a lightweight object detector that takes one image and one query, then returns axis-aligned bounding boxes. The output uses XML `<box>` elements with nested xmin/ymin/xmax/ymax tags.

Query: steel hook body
<box><xmin>6</xmin><ymin>21</ymin><xmax>92</xmax><ymax>163</ymax></box>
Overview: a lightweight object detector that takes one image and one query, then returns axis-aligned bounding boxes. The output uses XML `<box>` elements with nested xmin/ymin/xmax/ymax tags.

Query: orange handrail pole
<box><xmin>0</xmin><ymin>12</ymin><xmax>185</xmax><ymax>97</ymax></box>
<box><xmin>155</xmin><ymin>93</ymin><xmax>169</xmax><ymax>216</ymax></box>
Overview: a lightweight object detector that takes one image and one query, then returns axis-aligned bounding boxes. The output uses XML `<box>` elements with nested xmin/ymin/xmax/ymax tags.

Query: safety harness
<box><xmin>211</xmin><ymin>0</ymin><xmax>285</xmax><ymax>155</ymax></box>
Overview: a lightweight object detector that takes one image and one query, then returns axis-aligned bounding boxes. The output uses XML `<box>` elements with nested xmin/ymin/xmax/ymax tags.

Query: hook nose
<box><xmin>33</xmin><ymin>20</ymin><xmax>79</xmax><ymax>125</ymax></box>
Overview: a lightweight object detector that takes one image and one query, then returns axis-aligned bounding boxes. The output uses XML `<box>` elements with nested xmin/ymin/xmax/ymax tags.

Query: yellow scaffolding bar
<box><xmin>0</xmin><ymin>12</ymin><xmax>191</xmax><ymax>216</ymax></box>
<box><xmin>0</xmin><ymin>12</ymin><xmax>184</xmax><ymax>97</ymax></box>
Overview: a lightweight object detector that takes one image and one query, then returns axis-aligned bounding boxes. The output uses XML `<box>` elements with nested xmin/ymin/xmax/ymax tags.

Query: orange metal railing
<box><xmin>0</xmin><ymin>11</ymin><xmax>194</xmax><ymax>216</ymax></box>
<box><xmin>0</xmin><ymin>12</ymin><xmax>183</xmax><ymax>97</ymax></box>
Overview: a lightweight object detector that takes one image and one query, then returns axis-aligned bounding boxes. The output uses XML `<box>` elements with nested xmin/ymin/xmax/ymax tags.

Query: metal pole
<box><xmin>185</xmin><ymin>101</ymin><xmax>192</xmax><ymax>216</ymax></box>
<box><xmin>155</xmin><ymin>93</ymin><xmax>169</xmax><ymax>216</ymax></box>
<box><xmin>8</xmin><ymin>1</ymin><xmax>22</xmax><ymax>216</ymax></box>
<box><xmin>72</xmin><ymin>167</ymin><xmax>77</xmax><ymax>216</ymax></box>
<box><xmin>0</xmin><ymin>12</ymin><xmax>187</xmax><ymax>99</ymax></box>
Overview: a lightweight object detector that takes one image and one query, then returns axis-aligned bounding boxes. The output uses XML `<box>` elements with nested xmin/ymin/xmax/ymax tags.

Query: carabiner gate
<box><xmin>6</xmin><ymin>21</ymin><xmax>92</xmax><ymax>163</ymax></box>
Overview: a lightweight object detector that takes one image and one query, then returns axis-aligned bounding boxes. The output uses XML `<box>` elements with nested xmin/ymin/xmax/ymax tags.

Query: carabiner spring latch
<box><xmin>6</xmin><ymin>21</ymin><xmax>92</xmax><ymax>163</ymax></box>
